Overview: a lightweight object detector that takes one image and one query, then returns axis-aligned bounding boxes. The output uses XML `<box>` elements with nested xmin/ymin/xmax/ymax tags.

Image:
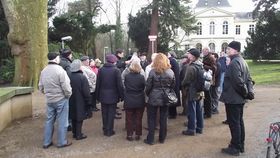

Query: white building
<box><xmin>174</xmin><ymin>0</ymin><xmax>256</xmax><ymax>53</ymax></box>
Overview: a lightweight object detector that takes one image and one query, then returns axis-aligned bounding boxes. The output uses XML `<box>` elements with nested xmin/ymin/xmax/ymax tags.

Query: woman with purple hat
<box><xmin>95</xmin><ymin>54</ymin><xmax>124</xmax><ymax>136</ymax></box>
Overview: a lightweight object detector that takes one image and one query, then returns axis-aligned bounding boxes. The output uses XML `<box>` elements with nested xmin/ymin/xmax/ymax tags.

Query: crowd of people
<box><xmin>38</xmin><ymin>40</ymin><xmax>254</xmax><ymax>156</ymax></box>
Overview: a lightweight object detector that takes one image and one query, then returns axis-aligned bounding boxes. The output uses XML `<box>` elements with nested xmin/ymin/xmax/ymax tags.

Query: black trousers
<box><xmin>72</xmin><ymin>120</ymin><xmax>83</xmax><ymax>137</ymax></box>
<box><xmin>91</xmin><ymin>92</ymin><xmax>97</xmax><ymax>109</ymax></box>
<box><xmin>146</xmin><ymin>105</ymin><xmax>168</xmax><ymax>143</ymax></box>
<box><xmin>101</xmin><ymin>104</ymin><xmax>116</xmax><ymax>135</ymax></box>
<box><xmin>225</xmin><ymin>103</ymin><xmax>245</xmax><ymax>151</ymax></box>
<box><xmin>204</xmin><ymin>89</ymin><xmax>212</xmax><ymax>117</ymax></box>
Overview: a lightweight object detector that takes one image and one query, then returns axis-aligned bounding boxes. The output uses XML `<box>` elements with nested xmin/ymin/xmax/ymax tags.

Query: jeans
<box><xmin>43</xmin><ymin>98</ymin><xmax>69</xmax><ymax>146</ymax></box>
<box><xmin>186</xmin><ymin>99</ymin><xmax>203</xmax><ymax>132</ymax></box>
<box><xmin>218</xmin><ymin>72</ymin><xmax>225</xmax><ymax>93</ymax></box>
<box><xmin>225</xmin><ymin>103</ymin><xmax>245</xmax><ymax>151</ymax></box>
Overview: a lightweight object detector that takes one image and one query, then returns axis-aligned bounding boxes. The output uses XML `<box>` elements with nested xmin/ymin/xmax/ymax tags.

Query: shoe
<box><xmin>144</xmin><ymin>139</ymin><xmax>154</xmax><ymax>145</ymax></box>
<box><xmin>76</xmin><ymin>134</ymin><xmax>87</xmax><ymax>140</ymax></box>
<box><xmin>204</xmin><ymin>115</ymin><xmax>211</xmax><ymax>119</ymax></box>
<box><xmin>135</xmin><ymin>135</ymin><xmax>141</xmax><ymax>141</ymax></box>
<box><xmin>105</xmin><ymin>131</ymin><xmax>115</xmax><ymax>137</ymax></box>
<box><xmin>115</xmin><ymin>116</ymin><xmax>122</xmax><ymax>119</ymax></box>
<box><xmin>182</xmin><ymin>130</ymin><xmax>195</xmax><ymax>136</ymax></box>
<box><xmin>222</xmin><ymin>120</ymin><xmax>229</xmax><ymax>124</ymax></box>
<box><xmin>92</xmin><ymin>107</ymin><xmax>100</xmax><ymax>111</ymax></box>
<box><xmin>196</xmin><ymin>129</ymin><xmax>203</xmax><ymax>134</ymax></box>
<box><xmin>43</xmin><ymin>142</ymin><xmax>53</xmax><ymax>149</ymax></box>
<box><xmin>159</xmin><ymin>139</ymin><xmax>165</xmax><ymax>144</ymax></box>
<box><xmin>240</xmin><ymin>148</ymin><xmax>245</xmax><ymax>153</ymax></box>
<box><xmin>221</xmin><ymin>147</ymin><xmax>240</xmax><ymax>156</ymax></box>
<box><xmin>57</xmin><ymin>141</ymin><xmax>72</xmax><ymax>148</ymax></box>
<box><xmin>67</xmin><ymin>125</ymin><xmax>72</xmax><ymax>131</ymax></box>
<box><xmin>211</xmin><ymin>110</ymin><xmax>219</xmax><ymax>114</ymax></box>
<box><xmin>126</xmin><ymin>136</ymin><xmax>133</xmax><ymax>141</ymax></box>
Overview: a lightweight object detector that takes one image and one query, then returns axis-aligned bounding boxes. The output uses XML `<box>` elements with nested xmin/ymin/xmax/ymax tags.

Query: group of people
<box><xmin>39</xmin><ymin>40</ymin><xmax>254</xmax><ymax>156</ymax></box>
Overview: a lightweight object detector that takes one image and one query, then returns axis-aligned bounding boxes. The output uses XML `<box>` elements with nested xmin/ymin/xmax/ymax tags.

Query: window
<box><xmin>197</xmin><ymin>22</ymin><xmax>202</xmax><ymax>35</ymax></box>
<box><xmin>236</xmin><ymin>25</ymin><xmax>241</xmax><ymax>35</ymax></box>
<box><xmin>196</xmin><ymin>43</ymin><xmax>202</xmax><ymax>52</ymax></box>
<box><xmin>210</xmin><ymin>21</ymin><xmax>215</xmax><ymax>35</ymax></box>
<box><xmin>185</xmin><ymin>44</ymin><xmax>190</xmax><ymax>50</ymax></box>
<box><xmin>222</xmin><ymin>21</ymin><xmax>228</xmax><ymax>34</ymax></box>
<box><xmin>221</xmin><ymin>42</ymin><xmax>228</xmax><ymax>53</ymax></box>
<box><xmin>249</xmin><ymin>24</ymin><xmax>255</xmax><ymax>33</ymax></box>
<box><xmin>209</xmin><ymin>43</ymin><xmax>215</xmax><ymax>52</ymax></box>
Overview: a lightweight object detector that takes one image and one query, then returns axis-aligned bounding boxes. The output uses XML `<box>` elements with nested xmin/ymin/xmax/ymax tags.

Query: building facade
<box><xmin>173</xmin><ymin>0</ymin><xmax>256</xmax><ymax>53</ymax></box>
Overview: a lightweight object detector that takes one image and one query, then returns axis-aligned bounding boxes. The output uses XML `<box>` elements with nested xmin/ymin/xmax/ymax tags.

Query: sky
<box><xmin>57</xmin><ymin>0</ymin><xmax>256</xmax><ymax>25</ymax></box>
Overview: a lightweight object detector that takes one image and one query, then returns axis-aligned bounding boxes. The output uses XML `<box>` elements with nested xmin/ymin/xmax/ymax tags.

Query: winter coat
<box><xmin>96</xmin><ymin>63</ymin><xmax>124</xmax><ymax>104</ymax></box>
<box><xmin>213</xmin><ymin>61</ymin><xmax>221</xmax><ymax>87</ymax></box>
<box><xmin>203</xmin><ymin>54</ymin><xmax>217</xmax><ymax>85</ymax></box>
<box><xmin>220</xmin><ymin>54</ymin><xmax>253</xmax><ymax>104</ymax></box>
<box><xmin>116</xmin><ymin>55</ymin><xmax>126</xmax><ymax>73</ymax></box>
<box><xmin>69</xmin><ymin>71</ymin><xmax>91</xmax><ymax>121</ymax></box>
<box><xmin>169</xmin><ymin>57</ymin><xmax>181</xmax><ymax>106</ymax></box>
<box><xmin>39</xmin><ymin>62</ymin><xmax>72</xmax><ymax>103</ymax></box>
<box><xmin>145</xmin><ymin>69</ymin><xmax>175</xmax><ymax>106</ymax></box>
<box><xmin>181</xmin><ymin>60</ymin><xmax>204</xmax><ymax>101</ymax></box>
<box><xmin>124</xmin><ymin>72</ymin><xmax>145</xmax><ymax>109</ymax></box>
<box><xmin>59</xmin><ymin>56</ymin><xmax>72</xmax><ymax>76</ymax></box>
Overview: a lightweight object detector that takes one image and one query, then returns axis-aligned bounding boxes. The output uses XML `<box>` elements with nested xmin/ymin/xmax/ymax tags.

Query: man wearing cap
<box><xmin>96</xmin><ymin>54</ymin><xmax>124</xmax><ymax>136</ymax></box>
<box><xmin>39</xmin><ymin>52</ymin><xmax>72</xmax><ymax>148</ymax></box>
<box><xmin>59</xmin><ymin>49</ymin><xmax>73</xmax><ymax>76</ymax></box>
<box><xmin>181</xmin><ymin>48</ymin><xmax>204</xmax><ymax>136</ymax></box>
<box><xmin>80</xmin><ymin>56</ymin><xmax>98</xmax><ymax>112</ymax></box>
<box><xmin>220</xmin><ymin>41</ymin><xmax>254</xmax><ymax>156</ymax></box>
<box><xmin>59</xmin><ymin>48</ymin><xmax>73</xmax><ymax>131</ymax></box>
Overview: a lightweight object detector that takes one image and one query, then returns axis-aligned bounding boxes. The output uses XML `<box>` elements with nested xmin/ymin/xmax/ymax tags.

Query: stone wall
<box><xmin>0</xmin><ymin>87</ymin><xmax>33</xmax><ymax>132</ymax></box>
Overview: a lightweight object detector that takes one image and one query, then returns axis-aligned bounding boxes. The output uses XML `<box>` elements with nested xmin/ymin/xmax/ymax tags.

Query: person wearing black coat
<box><xmin>168</xmin><ymin>52</ymin><xmax>181</xmax><ymax>119</ymax></box>
<box><xmin>96</xmin><ymin>54</ymin><xmax>124</xmax><ymax>137</ymax></box>
<box><xmin>69</xmin><ymin>59</ymin><xmax>91</xmax><ymax>140</ymax></box>
<box><xmin>144</xmin><ymin>53</ymin><xmax>175</xmax><ymax>145</ymax></box>
<box><xmin>124</xmin><ymin>60</ymin><xmax>146</xmax><ymax>141</ymax></box>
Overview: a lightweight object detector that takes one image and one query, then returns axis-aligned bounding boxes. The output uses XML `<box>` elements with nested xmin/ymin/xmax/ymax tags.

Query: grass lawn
<box><xmin>247</xmin><ymin>60</ymin><xmax>280</xmax><ymax>85</ymax></box>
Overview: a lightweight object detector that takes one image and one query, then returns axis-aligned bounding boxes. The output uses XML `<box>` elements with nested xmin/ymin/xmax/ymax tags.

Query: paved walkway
<box><xmin>0</xmin><ymin>85</ymin><xmax>279</xmax><ymax>158</ymax></box>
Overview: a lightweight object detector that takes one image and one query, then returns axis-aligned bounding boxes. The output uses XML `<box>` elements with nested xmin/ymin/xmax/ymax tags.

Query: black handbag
<box><xmin>159</xmin><ymin>77</ymin><xmax>178</xmax><ymax>106</ymax></box>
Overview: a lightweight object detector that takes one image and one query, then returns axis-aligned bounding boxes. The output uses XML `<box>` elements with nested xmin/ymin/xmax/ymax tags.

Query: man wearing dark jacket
<box><xmin>220</xmin><ymin>41</ymin><xmax>254</xmax><ymax>156</ymax></box>
<box><xmin>181</xmin><ymin>48</ymin><xmax>204</xmax><ymax>136</ymax></box>
<box><xmin>167</xmin><ymin>51</ymin><xmax>180</xmax><ymax>119</ymax></box>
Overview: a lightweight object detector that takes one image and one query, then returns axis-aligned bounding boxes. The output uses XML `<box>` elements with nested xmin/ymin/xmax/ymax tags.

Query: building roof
<box><xmin>196</xmin><ymin>0</ymin><xmax>231</xmax><ymax>8</ymax></box>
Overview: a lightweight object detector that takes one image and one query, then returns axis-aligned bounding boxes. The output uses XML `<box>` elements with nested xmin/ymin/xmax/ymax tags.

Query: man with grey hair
<box><xmin>80</xmin><ymin>56</ymin><xmax>98</xmax><ymax>112</ymax></box>
<box><xmin>39</xmin><ymin>52</ymin><xmax>72</xmax><ymax>149</ymax></box>
<box><xmin>220</xmin><ymin>41</ymin><xmax>254</xmax><ymax>156</ymax></box>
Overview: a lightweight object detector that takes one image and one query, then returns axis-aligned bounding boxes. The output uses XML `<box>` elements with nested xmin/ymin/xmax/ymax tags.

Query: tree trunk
<box><xmin>1</xmin><ymin>0</ymin><xmax>48</xmax><ymax>87</ymax></box>
<box><xmin>147</xmin><ymin>6</ymin><xmax>159</xmax><ymax>61</ymax></box>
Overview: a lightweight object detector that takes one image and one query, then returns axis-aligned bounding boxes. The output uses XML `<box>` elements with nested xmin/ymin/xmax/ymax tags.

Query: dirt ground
<box><xmin>0</xmin><ymin>85</ymin><xmax>279</xmax><ymax>158</ymax></box>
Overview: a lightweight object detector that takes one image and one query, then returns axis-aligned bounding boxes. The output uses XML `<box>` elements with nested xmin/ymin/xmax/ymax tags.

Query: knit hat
<box><xmin>106</xmin><ymin>54</ymin><xmax>118</xmax><ymax>63</ymax></box>
<box><xmin>228</xmin><ymin>41</ymin><xmax>241</xmax><ymax>52</ymax></box>
<box><xmin>80</xmin><ymin>55</ymin><xmax>89</xmax><ymax>61</ymax></box>
<box><xmin>61</xmin><ymin>49</ymin><xmax>72</xmax><ymax>58</ymax></box>
<box><xmin>188</xmin><ymin>48</ymin><xmax>200</xmax><ymax>58</ymax></box>
<box><xmin>70</xmin><ymin>59</ymin><xmax>82</xmax><ymax>72</ymax></box>
<box><xmin>47</xmin><ymin>52</ymin><xmax>59</xmax><ymax>60</ymax></box>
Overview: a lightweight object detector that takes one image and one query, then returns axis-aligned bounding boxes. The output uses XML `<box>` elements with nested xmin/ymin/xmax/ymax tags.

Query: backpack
<box><xmin>193</xmin><ymin>64</ymin><xmax>212</xmax><ymax>92</ymax></box>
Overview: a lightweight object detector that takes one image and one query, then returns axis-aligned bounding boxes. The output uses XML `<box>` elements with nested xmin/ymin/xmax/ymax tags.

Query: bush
<box><xmin>0</xmin><ymin>58</ymin><xmax>14</xmax><ymax>83</ymax></box>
